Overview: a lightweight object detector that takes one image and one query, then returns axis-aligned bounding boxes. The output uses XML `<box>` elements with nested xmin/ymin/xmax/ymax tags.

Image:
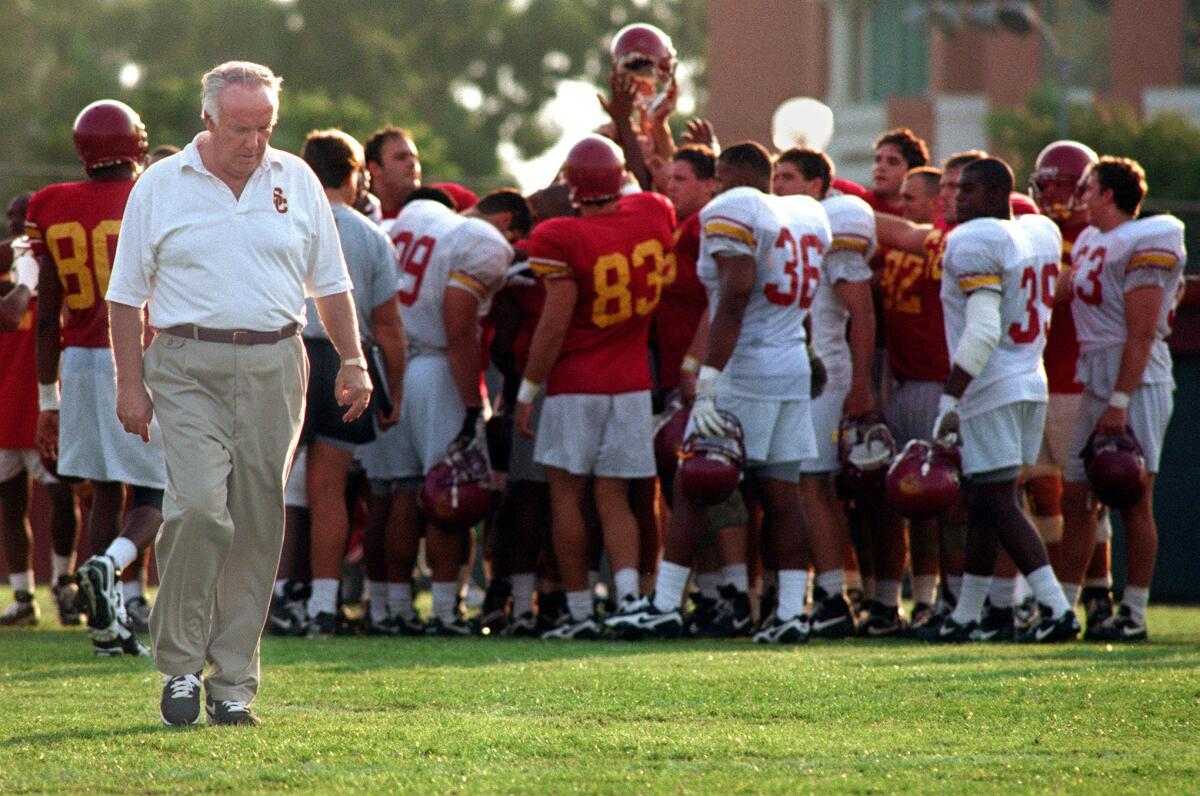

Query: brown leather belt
<box><xmin>158</xmin><ymin>322</ymin><xmax>301</xmax><ymax>346</ymax></box>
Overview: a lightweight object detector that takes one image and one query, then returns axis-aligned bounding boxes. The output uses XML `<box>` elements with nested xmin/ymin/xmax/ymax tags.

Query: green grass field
<box><xmin>2</xmin><ymin>602</ymin><xmax>1198</xmax><ymax>794</ymax></box>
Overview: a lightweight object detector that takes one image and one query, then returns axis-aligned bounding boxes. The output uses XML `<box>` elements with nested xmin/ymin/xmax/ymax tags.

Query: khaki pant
<box><xmin>145</xmin><ymin>332</ymin><xmax>306</xmax><ymax>703</ymax></box>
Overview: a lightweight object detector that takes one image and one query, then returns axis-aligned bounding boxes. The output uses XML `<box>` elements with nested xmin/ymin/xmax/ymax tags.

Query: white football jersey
<box><xmin>698</xmin><ymin>187</ymin><xmax>832</xmax><ymax>400</ymax></box>
<box><xmin>383</xmin><ymin>199</ymin><xmax>513</xmax><ymax>352</ymax></box>
<box><xmin>810</xmin><ymin>194</ymin><xmax>875</xmax><ymax>387</ymax></box>
<box><xmin>941</xmin><ymin>214</ymin><xmax>1063</xmax><ymax>417</ymax></box>
<box><xmin>1070</xmin><ymin>214</ymin><xmax>1185</xmax><ymax>390</ymax></box>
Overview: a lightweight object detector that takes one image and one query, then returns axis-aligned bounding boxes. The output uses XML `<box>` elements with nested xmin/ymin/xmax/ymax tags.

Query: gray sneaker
<box><xmin>161</xmin><ymin>673</ymin><xmax>203</xmax><ymax>726</ymax></box>
<box><xmin>206</xmin><ymin>696</ymin><xmax>260</xmax><ymax>726</ymax></box>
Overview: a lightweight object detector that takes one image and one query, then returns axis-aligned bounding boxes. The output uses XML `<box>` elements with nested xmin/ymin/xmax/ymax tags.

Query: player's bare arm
<box><xmin>515</xmin><ymin>278</ymin><xmax>577</xmax><ymax>438</ymax></box>
<box><xmin>108</xmin><ymin>300</ymin><xmax>153</xmax><ymax>443</ymax></box>
<box><xmin>34</xmin><ymin>252</ymin><xmax>63</xmax><ymax>458</ymax></box>
<box><xmin>875</xmin><ymin>212</ymin><xmax>933</xmax><ymax>256</ymax></box>
<box><xmin>834</xmin><ymin>278</ymin><xmax>876</xmax><ymax>418</ymax></box>
<box><xmin>599</xmin><ymin>71</ymin><xmax>652</xmax><ymax>192</ymax></box>
<box><xmin>1095</xmin><ymin>285</ymin><xmax>1163</xmax><ymax>435</ymax></box>
<box><xmin>704</xmin><ymin>252</ymin><xmax>755</xmax><ymax>370</ymax></box>
<box><xmin>443</xmin><ymin>284</ymin><xmax>484</xmax><ymax>444</ymax></box>
<box><xmin>313</xmin><ymin>290</ymin><xmax>372</xmax><ymax>422</ymax></box>
<box><xmin>370</xmin><ymin>296</ymin><xmax>406</xmax><ymax>429</ymax></box>
<box><xmin>678</xmin><ymin>310</ymin><xmax>710</xmax><ymax>404</ymax></box>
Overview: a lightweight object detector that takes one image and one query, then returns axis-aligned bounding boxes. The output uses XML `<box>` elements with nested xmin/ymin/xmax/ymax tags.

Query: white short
<box><xmin>508</xmin><ymin>392</ymin><xmax>546</xmax><ymax>484</ymax></box>
<box><xmin>1064</xmin><ymin>383</ymin><xmax>1173</xmax><ymax>482</ymax></box>
<box><xmin>357</xmin><ymin>355</ymin><xmax>462</xmax><ymax>480</ymax></box>
<box><xmin>59</xmin><ymin>346</ymin><xmax>166</xmax><ymax>488</ymax></box>
<box><xmin>799</xmin><ymin>382</ymin><xmax>850</xmax><ymax>474</ymax></box>
<box><xmin>719</xmin><ymin>393</ymin><xmax>816</xmax><ymax>468</ymax></box>
<box><xmin>885</xmin><ymin>379</ymin><xmax>943</xmax><ymax>446</ymax></box>
<box><xmin>535</xmin><ymin>390</ymin><xmax>654</xmax><ymax>478</ymax></box>
<box><xmin>960</xmin><ymin>401</ymin><xmax>1046</xmax><ymax>478</ymax></box>
<box><xmin>1036</xmin><ymin>392</ymin><xmax>1082</xmax><ymax>470</ymax></box>
<box><xmin>284</xmin><ymin>446</ymin><xmax>308</xmax><ymax>508</ymax></box>
<box><xmin>0</xmin><ymin>449</ymin><xmax>56</xmax><ymax>485</ymax></box>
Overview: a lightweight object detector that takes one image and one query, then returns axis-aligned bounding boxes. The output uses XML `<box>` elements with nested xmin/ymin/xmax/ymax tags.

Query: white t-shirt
<box><xmin>698</xmin><ymin>187</ymin><xmax>832</xmax><ymax>400</ymax></box>
<box><xmin>941</xmin><ymin>214</ymin><xmax>1062</xmax><ymax>417</ymax></box>
<box><xmin>106</xmin><ymin>134</ymin><xmax>352</xmax><ymax>330</ymax></box>
<box><xmin>382</xmin><ymin>199</ymin><xmax>512</xmax><ymax>353</ymax></box>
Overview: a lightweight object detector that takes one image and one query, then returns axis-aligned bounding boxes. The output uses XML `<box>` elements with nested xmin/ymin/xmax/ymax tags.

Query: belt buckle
<box><xmin>232</xmin><ymin>330</ymin><xmax>250</xmax><ymax>345</ymax></box>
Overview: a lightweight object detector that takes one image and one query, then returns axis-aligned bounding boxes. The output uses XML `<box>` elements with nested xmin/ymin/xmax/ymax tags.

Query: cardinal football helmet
<box><xmin>611</xmin><ymin>23</ymin><xmax>677</xmax><ymax>88</ymax></box>
<box><xmin>678</xmin><ymin>411</ymin><xmax>746</xmax><ymax>506</ymax></box>
<box><xmin>885</xmin><ymin>439</ymin><xmax>960</xmax><ymax>520</ymax></box>
<box><xmin>838</xmin><ymin>416</ymin><xmax>896</xmax><ymax>496</ymax></box>
<box><xmin>1083</xmin><ymin>428</ymin><xmax>1147</xmax><ymax>509</ymax></box>
<box><xmin>1029</xmin><ymin>140</ymin><xmax>1098</xmax><ymax>222</ymax></box>
<box><xmin>73</xmin><ymin>100</ymin><xmax>148</xmax><ymax>172</ymax></box>
<box><xmin>564</xmin><ymin>135</ymin><xmax>625</xmax><ymax>205</ymax></box>
<box><xmin>419</xmin><ymin>441</ymin><xmax>493</xmax><ymax>531</ymax></box>
<box><xmin>654</xmin><ymin>404</ymin><xmax>690</xmax><ymax>480</ymax></box>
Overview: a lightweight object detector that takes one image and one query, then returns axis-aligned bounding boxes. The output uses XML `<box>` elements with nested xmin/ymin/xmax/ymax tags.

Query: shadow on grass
<box><xmin>0</xmin><ymin>721</ymin><xmax>175</xmax><ymax>749</ymax></box>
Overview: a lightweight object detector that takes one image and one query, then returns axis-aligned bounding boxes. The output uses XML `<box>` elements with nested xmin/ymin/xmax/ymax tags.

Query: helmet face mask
<box><xmin>73</xmin><ymin>99</ymin><xmax>148</xmax><ymax>174</ymax></box>
<box><xmin>610</xmin><ymin>23</ymin><xmax>677</xmax><ymax>91</ymax></box>
<box><xmin>838</xmin><ymin>417</ymin><xmax>896</xmax><ymax>497</ymax></box>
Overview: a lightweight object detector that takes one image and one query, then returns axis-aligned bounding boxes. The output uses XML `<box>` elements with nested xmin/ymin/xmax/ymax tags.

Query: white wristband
<box><xmin>937</xmin><ymin>393</ymin><xmax>959</xmax><ymax>415</ymax></box>
<box><xmin>516</xmin><ymin>378</ymin><xmax>542</xmax><ymax>404</ymax></box>
<box><xmin>680</xmin><ymin>355</ymin><xmax>700</xmax><ymax>375</ymax></box>
<box><xmin>1108</xmin><ymin>390</ymin><xmax>1131</xmax><ymax>410</ymax></box>
<box><xmin>38</xmin><ymin>382</ymin><xmax>60</xmax><ymax>412</ymax></box>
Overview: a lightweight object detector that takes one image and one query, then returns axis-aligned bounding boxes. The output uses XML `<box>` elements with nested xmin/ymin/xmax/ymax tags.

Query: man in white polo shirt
<box><xmin>106</xmin><ymin>61</ymin><xmax>372</xmax><ymax>727</ymax></box>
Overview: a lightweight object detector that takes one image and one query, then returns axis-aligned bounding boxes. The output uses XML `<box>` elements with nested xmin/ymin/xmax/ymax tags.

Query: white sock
<box><xmin>843</xmin><ymin>568</ymin><xmax>861</xmax><ymax>592</ymax></box>
<box><xmin>52</xmin><ymin>553</ymin><xmax>75</xmax><ymax>581</ymax></box>
<box><xmin>10</xmin><ymin>571</ymin><xmax>33</xmax><ymax>593</ymax></box>
<box><xmin>1014</xmin><ymin>575</ymin><xmax>1030</xmax><ymax>605</ymax></box>
<box><xmin>566</xmin><ymin>590</ymin><xmax>593</xmax><ymax>621</ymax></box>
<box><xmin>1061</xmin><ymin>582</ymin><xmax>1081</xmax><ymax>608</ymax></box>
<box><xmin>105</xmin><ymin>537</ymin><xmax>138</xmax><ymax>570</ymax></box>
<box><xmin>431</xmin><ymin>581</ymin><xmax>457</xmax><ymax>623</ymax></box>
<box><xmin>1122</xmin><ymin>586</ymin><xmax>1149</xmax><ymax>622</ymax></box>
<box><xmin>613</xmin><ymin>568</ymin><xmax>639</xmax><ymax>603</ymax></box>
<box><xmin>988</xmin><ymin>577</ymin><xmax>1015</xmax><ymax>609</ymax></box>
<box><xmin>274</xmin><ymin>579</ymin><xmax>287</xmax><ymax>597</ymax></box>
<box><xmin>652</xmin><ymin>561</ymin><xmax>690</xmax><ymax>612</ymax></box>
<box><xmin>950</xmin><ymin>574</ymin><xmax>991</xmax><ymax>625</ymax></box>
<box><xmin>308</xmin><ymin>578</ymin><xmax>339</xmax><ymax>617</ymax></box>
<box><xmin>120</xmin><ymin>580</ymin><xmax>143</xmax><ymax>603</ymax></box>
<box><xmin>511</xmin><ymin>573</ymin><xmax>535</xmax><ymax>616</ymax></box>
<box><xmin>387</xmin><ymin>582</ymin><xmax>413</xmax><ymax>618</ymax></box>
<box><xmin>815</xmin><ymin>569</ymin><xmax>844</xmax><ymax>599</ymax></box>
<box><xmin>694</xmin><ymin>571</ymin><xmax>720</xmax><ymax>599</ymax></box>
<box><xmin>912</xmin><ymin>574</ymin><xmax>938</xmax><ymax>606</ymax></box>
<box><xmin>945</xmin><ymin>574</ymin><xmax>963</xmax><ymax>602</ymax></box>
<box><xmin>366</xmin><ymin>580</ymin><xmax>389</xmax><ymax>622</ymax></box>
<box><xmin>719</xmin><ymin>563</ymin><xmax>749</xmax><ymax>593</ymax></box>
<box><xmin>1026</xmin><ymin>564</ymin><xmax>1071</xmax><ymax>619</ymax></box>
<box><xmin>776</xmin><ymin>570</ymin><xmax>809</xmax><ymax>620</ymax></box>
<box><xmin>876</xmin><ymin>579</ymin><xmax>901</xmax><ymax>608</ymax></box>
<box><xmin>1086</xmin><ymin>575</ymin><xmax>1113</xmax><ymax>590</ymax></box>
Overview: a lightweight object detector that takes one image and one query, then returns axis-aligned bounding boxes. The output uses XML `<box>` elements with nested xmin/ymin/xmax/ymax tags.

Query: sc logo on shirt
<box><xmin>273</xmin><ymin>187</ymin><xmax>288</xmax><ymax>214</ymax></box>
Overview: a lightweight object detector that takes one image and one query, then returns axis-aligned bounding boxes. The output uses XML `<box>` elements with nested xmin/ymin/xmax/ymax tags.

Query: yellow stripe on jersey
<box><xmin>1128</xmin><ymin>251</ymin><xmax>1178</xmax><ymax>271</ymax></box>
<box><xmin>449</xmin><ymin>271</ymin><xmax>487</xmax><ymax>297</ymax></box>
<box><xmin>830</xmin><ymin>234</ymin><xmax>870</xmax><ymax>253</ymax></box>
<box><xmin>703</xmin><ymin>222</ymin><xmax>755</xmax><ymax>247</ymax></box>
<box><xmin>957</xmin><ymin>273</ymin><xmax>1002</xmax><ymax>292</ymax></box>
<box><xmin>529</xmin><ymin>258</ymin><xmax>571</xmax><ymax>279</ymax></box>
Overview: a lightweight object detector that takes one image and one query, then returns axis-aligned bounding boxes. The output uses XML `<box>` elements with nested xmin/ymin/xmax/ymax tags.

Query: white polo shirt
<box><xmin>107</xmin><ymin>133</ymin><xmax>352</xmax><ymax>330</ymax></box>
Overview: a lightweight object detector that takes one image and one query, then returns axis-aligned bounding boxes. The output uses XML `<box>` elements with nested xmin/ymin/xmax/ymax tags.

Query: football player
<box><xmin>1059</xmin><ymin>157</ymin><xmax>1185</xmax><ymax>641</ymax></box>
<box><xmin>922</xmin><ymin>157</ymin><xmax>1078</xmax><ymax>643</ymax></box>
<box><xmin>357</xmin><ymin>186</ymin><xmax>525</xmax><ymax>635</ymax></box>
<box><xmin>0</xmin><ymin>195</ymin><xmax>81</xmax><ymax>627</ymax></box>
<box><xmin>772</xmin><ymin>147</ymin><xmax>876</xmax><ymax>638</ymax></box>
<box><xmin>364</xmin><ymin>126</ymin><xmax>422</xmax><ymax>221</ymax></box>
<box><xmin>612</xmin><ymin>142</ymin><xmax>831</xmax><ymax>644</ymax></box>
<box><xmin>1025</xmin><ymin>141</ymin><xmax>1116</xmax><ymax>635</ymax></box>
<box><xmin>29</xmin><ymin>100</ymin><xmax>161</xmax><ymax>656</ymax></box>
<box><xmin>515</xmin><ymin>135</ymin><xmax>675</xmax><ymax>640</ymax></box>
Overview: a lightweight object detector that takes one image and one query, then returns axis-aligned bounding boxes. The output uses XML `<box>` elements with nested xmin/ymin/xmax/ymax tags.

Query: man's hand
<box><xmin>36</xmin><ymin>410</ymin><xmax>60</xmax><ymax>460</ymax></box>
<box><xmin>686</xmin><ymin>365</ymin><xmax>724</xmax><ymax>437</ymax></box>
<box><xmin>647</xmin><ymin>80</ymin><xmax>678</xmax><ymax>128</ymax></box>
<box><xmin>336</xmin><ymin>364</ymin><xmax>373</xmax><ymax>422</ymax></box>
<box><xmin>515</xmin><ymin>400</ymin><xmax>535</xmax><ymax>439</ymax></box>
<box><xmin>450</xmin><ymin>406</ymin><xmax>483</xmax><ymax>451</ymax></box>
<box><xmin>599</xmin><ymin>70</ymin><xmax>639</xmax><ymax>124</ymax></box>
<box><xmin>683</xmin><ymin>118</ymin><xmax>718</xmax><ymax>150</ymax></box>
<box><xmin>931</xmin><ymin>394</ymin><xmax>960</xmax><ymax>444</ymax></box>
<box><xmin>1095</xmin><ymin>405</ymin><xmax>1126</xmax><ymax>437</ymax></box>
<box><xmin>843</xmin><ymin>383</ymin><xmax>876</xmax><ymax>419</ymax></box>
<box><xmin>115</xmin><ymin>383</ymin><xmax>153</xmax><ymax>443</ymax></box>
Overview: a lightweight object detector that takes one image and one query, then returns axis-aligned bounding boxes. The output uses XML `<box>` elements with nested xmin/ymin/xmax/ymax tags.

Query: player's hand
<box><xmin>515</xmin><ymin>400</ymin><xmax>535</xmax><ymax>439</ymax></box>
<box><xmin>648</xmin><ymin>80</ymin><xmax>677</xmax><ymax>127</ymax></box>
<box><xmin>336</xmin><ymin>364</ymin><xmax>373</xmax><ymax>422</ymax></box>
<box><xmin>809</xmin><ymin>349</ymin><xmax>828</xmax><ymax>398</ymax></box>
<box><xmin>931</xmin><ymin>394</ymin><xmax>960</xmax><ymax>444</ymax></box>
<box><xmin>450</xmin><ymin>406</ymin><xmax>483</xmax><ymax>451</ymax></box>
<box><xmin>599</xmin><ymin>70</ymin><xmax>638</xmax><ymax>123</ymax></box>
<box><xmin>683</xmin><ymin>118</ymin><xmax>718</xmax><ymax>151</ymax></box>
<box><xmin>115</xmin><ymin>383</ymin><xmax>153</xmax><ymax>443</ymax></box>
<box><xmin>1095</xmin><ymin>405</ymin><xmax>1126</xmax><ymax>437</ymax></box>
<box><xmin>36</xmin><ymin>410</ymin><xmax>60</xmax><ymax>460</ymax></box>
<box><xmin>843</xmin><ymin>383</ymin><xmax>876</xmax><ymax>419</ymax></box>
<box><xmin>686</xmin><ymin>365</ymin><xmax>723</xmax><ymax>437</ymax></box>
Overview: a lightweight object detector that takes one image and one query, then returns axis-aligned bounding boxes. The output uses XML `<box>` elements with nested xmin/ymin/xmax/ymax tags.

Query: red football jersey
<box><xmin>25</xmin><ymin>179</ymin><xmax>135</xmax><ymax>349</ymax></box>
<box><xmin>1043</xmin><ymin>222</ymin><xmax>1087</xmax><ymax>394</ymax></box>
<box><xmin>0</xmin><ymin>296</ymin><xmax>39</xmax><ymax>449</ymax></box>
<box><xmin>880</xmin><ymin>224</ymin><xmax>951</xmax><ymax>383</ymax></box>
<box><xmin>528</xmin><ymin>192</ymin><xmax>676</xmax><ymax>396</ymax></box>
<box><xmin>653</xmin><ymin>211</ymin><xmax>707</xmax><ymax>391</ymax></box>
